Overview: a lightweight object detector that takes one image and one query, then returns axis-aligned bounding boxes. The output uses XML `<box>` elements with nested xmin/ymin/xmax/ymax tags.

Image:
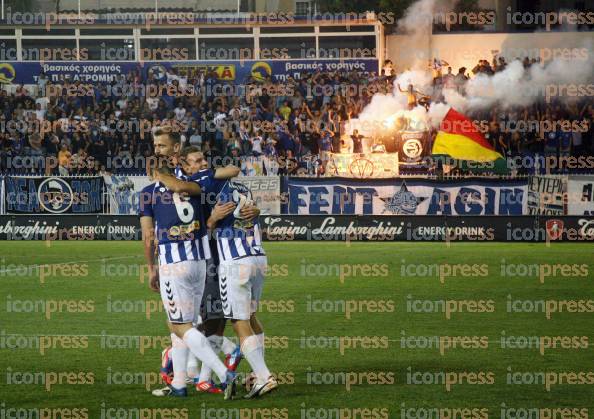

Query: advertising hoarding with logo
<box><xmin>0</xmin><ymin>215</ymin><xmax>591</xmax><ymax>242</ymax></box>
<box><xmin>0</xmin><ymin>60</ymin><xmax>378</xmax><ymax>85</ymax></box>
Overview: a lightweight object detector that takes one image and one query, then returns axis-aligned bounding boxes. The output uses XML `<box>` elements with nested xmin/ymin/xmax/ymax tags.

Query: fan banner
<box><xmin>527</xmin><ymin>175</ymin><xmax>567</xmax><ymax>215</ymax></box>
<box><xmin>568</xmin><ymin>176</ymin><xmax>594</xmax><ymax>216</ymax></box>
<box><xmin>4</xmin><ymin>176</ymin><xmax>104</xmax><ymax>214</ymax></box>
<box><xmin>325</xmin><ymin>153</ymin><xmax>399</xmax><ymax>178</ymax></box>
<box><xmin>103</xmin><ymin>175</ymin><xmax>152</xmax><ymax>215</ymax></box>
<box><xmin>286</xmin><ymin>178</ymin><xmax>528</xmax><ymax>215</ymax></box>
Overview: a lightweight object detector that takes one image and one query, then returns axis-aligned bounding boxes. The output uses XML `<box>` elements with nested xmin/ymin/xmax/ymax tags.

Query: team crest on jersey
<box><xmin>233</xmin><ymin>218</ymin><xmax>255</xmax><ymax>231</ymax></box>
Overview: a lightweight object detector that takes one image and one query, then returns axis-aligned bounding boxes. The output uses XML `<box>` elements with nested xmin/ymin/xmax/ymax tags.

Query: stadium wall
<box><xmin>386</xmin><ymin>31</ymin><xmax>594</xmax><ymax>73</ymax></box>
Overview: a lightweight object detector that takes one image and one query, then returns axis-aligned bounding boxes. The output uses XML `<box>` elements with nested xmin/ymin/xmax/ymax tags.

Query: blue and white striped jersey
<box><xmin>194</xmin><ymin>169</ymin><xmax>266</xmax><ymax>262</ymax></box>
<box><xmin>138</xmin><ymin>182</ymin><xmax>210</xmax><ymax>265</ymax></box>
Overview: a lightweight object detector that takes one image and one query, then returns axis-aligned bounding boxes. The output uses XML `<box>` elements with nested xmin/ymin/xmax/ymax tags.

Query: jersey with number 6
<box><xmin>138</xmin><ymin>182</ymin><xmax>210</xmax><ymax>265</ymax></box>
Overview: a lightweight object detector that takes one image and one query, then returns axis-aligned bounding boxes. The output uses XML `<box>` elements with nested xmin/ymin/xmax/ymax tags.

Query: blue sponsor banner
<box><xmin>5</xmin><ymin>176</ymin><xmax>103</xmax><ymax>214</ymax></box>
<box><xmin>0</xmin><ymin>59</ymin><xmax>378</xmax><ymax>85</ymax></box>
<box><xmin>286</xmin><ymin>178</ymin><xmax>529</xmax><ymax>215</ymax></box>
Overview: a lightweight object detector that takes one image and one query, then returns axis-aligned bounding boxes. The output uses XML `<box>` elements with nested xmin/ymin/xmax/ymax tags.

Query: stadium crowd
<box><xmin>0</xmin><ymin>56</ymin><xmax>592</xmax><ymax>177</ymax></box>
<box><xmin>432</xmin><ymin>57</ymin><xmax>594</xmax><ymax>164</ymax></box>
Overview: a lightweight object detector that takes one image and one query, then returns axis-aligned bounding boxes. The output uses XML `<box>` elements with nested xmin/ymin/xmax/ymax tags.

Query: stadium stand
<box><xmin>0</xmin><ymin>58</ymin><xmax>592</xmax><ymax>177</ymax></box>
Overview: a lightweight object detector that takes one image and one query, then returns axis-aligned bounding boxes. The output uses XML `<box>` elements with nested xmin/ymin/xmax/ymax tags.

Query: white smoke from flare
<box><xmin>352</xmin><ymin>0</ymin><xmax>594</xmax><ymax>136</ymax></box>
<box><xmin>398</xmin><ymin>0</ymin><xmax>453</xmax><ymax>69</ymax></box>
<box><xmin>463</xmin><ymin>56</ymin><xmax>594</xmax><ymax>109</ymax></box>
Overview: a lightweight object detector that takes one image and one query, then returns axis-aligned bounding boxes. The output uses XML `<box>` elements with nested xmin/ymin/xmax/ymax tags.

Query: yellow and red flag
<box><xmin>432</xmin><ymin>108</ymin><xmax>503</xmax><ymax>162</ymax></box>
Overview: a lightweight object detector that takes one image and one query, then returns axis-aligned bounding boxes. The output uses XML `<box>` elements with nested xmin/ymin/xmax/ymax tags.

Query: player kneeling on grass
<box><xmin>139</xmin><ymin>163</ymin><xmax>239</xmax><ymax>399</ymax></box>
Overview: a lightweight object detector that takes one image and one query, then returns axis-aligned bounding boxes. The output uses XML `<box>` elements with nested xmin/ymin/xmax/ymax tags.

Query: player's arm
<box><xmin>153</xmin><ymin>171</ymin><xmax>201</xmax><ymax>196</ymax></box>
<box><xmin>214</xmin><ymin>165</ymin><xmax>240</xmax><ymax>180</ymax></box>
<box><xmin>206</xmin><ymin>202</ymin><xmax>236</xmax><ymax>230</ymax></box>
<box><xmin>140</xmin><ymin>216</ymin><xmax>159</xmax><ymax>293</ymax></box>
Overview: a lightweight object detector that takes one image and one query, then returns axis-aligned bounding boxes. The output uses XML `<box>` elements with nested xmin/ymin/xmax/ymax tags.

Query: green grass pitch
<box><xmin>0</xmin><ymin>241</ymin><xmax>593</xmax><ymax>418</ymax></box>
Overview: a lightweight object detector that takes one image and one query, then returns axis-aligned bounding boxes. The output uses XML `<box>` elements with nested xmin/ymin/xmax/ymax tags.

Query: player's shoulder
<box><xmin>194</xmin><ymin>168</ymin><xmax>214</xmax><ymax>181</ymax></box>
<box><xmin>227</xmin><ymin>179</ymin><xmax>249</xmax><ymax>193</ymax></box>
<box><xmin>174</xmin><ymin>165</ymin><xmax>186</xmax><ymax>180</ymax></box>
<box><xmin>140</xmin><ymin>182</ymin><xmax>157</xmax><ymax>195</ymax></box>
<box><xmin>138</xmin><ymin>183</ymin><xmax>157</xmax><ymax>216</ymax></box>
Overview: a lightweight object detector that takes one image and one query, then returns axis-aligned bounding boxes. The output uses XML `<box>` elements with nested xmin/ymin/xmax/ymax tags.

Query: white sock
<box><xmin>198</xmin><ymin>335</ymin><xmax>223</xmax><ymax>383</ymax></box>
<box><xmin>208</xmin><ymin>334</ymin><xmax>224</xmax><ymax>351</ymax></box>
<box><xmin>241</xmin><ymin>335</ymin><xmax>270</xmax><ymax>384</ymax></box>
<box><xmin>182</xmin><ymin>328</ymin><xmax>228</xmax><ymax>383</ymax></box>
<box><xmin>221</xmin><ymin>336</ymin><xmax>237</xmax><ymax>355</ymax></box>
<box><xmin>197</xmin><ymin>363</ymin><xmax>212</xmax><ymax>383</ymax></box>
<box><xmin>186</xmin><ymin>353</ymin><xmax>199</xmax><ymax>380</ymax></box>
<box><xmin>170</xmin><ymin>333</ymin><xmax>188</xmax><ymax>389</ymax></box>
<box><xmin>256</xmin><ymin>333</ymin><xmax>265</xmax><ymax>356</ymax></box>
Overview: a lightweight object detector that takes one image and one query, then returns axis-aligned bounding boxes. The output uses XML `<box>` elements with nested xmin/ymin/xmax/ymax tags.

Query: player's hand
<box><xmin>211</xmin><ymin>201</ymin><xmax>236</xmax><ymax>222</ymax></box>
<box><xmin>149</xmin><ymin>268</ymin><xmax>160</xmax><ymax>293</ymax></box>
<box><xmin>240</xmin><ymin>204</ymin><xmax>260</xmax><ymax>221</ymax></box>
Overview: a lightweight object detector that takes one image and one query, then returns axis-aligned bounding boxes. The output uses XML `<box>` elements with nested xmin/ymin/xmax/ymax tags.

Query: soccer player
<box><xmin>154</xmin><ymin>144</ymin><xmax>250</xmax><ymax>394</ymax></box>
<box><xmin>141</xmin><ymin>127</ymin><xmax>239</xmax><ymax>399</ymax></box>
<box><xmin>178</xmin><ymin>146</ymin><xmax>252</xmax><ymax>393</ymax></box>
<box><xmin>158</xmin><ymin>146</ymin><xmax>275</xmax><ymax>398</ymax></box>
<box><xmin>198</xmin><ymin>170</ymin><xmax>278</xmax><ymax>399</ymax></box>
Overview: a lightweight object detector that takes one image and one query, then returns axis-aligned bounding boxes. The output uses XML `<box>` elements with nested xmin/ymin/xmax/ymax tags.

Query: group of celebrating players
<box><xmin>138</xmin><ymin>126</ymin><xmax>277</xmax><ymax>400</ymax></box>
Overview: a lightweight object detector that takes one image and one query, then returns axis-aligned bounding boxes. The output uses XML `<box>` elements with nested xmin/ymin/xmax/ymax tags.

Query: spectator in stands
<box><xmin>58</xmin><ymin>144</ymin><xmax>72</xmax><ymax>176</ymax></box>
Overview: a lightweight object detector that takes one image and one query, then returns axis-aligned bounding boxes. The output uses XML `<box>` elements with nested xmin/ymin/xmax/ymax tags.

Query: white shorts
<box><xmin>218</xmin><ymin>255</ymin><xmax>267</xmax><ymax>320</ymax></box>
<box><xmin>159</xmin><ymin>260</ymin><xmax>206</xmax><ymax>324</ymax></box>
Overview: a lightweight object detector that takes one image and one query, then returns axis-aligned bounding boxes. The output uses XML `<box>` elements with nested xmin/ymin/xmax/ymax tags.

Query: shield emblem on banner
<box><xmin>545</xmin><ymin>219</ymin><xmax>564</xmax><ymax>241</ymax></box>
